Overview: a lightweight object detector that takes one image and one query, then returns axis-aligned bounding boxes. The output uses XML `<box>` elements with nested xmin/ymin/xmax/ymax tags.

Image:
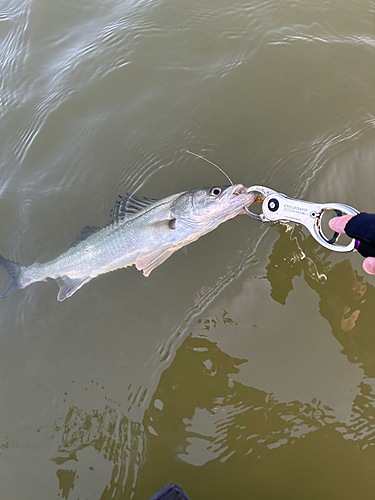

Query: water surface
<box><xmin>0</xmin><ymin>0</ymin><xmax>375</xmax><ymax>499</ymax></box>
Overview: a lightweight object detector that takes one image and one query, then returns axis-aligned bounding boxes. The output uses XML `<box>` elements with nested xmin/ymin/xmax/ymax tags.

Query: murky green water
<box><xmin>0</xmin><ymin>0</ymin><xmax>375</xmax><ymax>498</ymax></box>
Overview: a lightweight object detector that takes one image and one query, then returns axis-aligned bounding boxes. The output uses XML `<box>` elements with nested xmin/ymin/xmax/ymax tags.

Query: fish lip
<box><xmin>229</xmin><ymin>184</ymin><xmax>256</xmax><ymax>205</ymax></box>
<box><xmin>227</xmin><ymin>185</ymin><xmax>258</xmax><ymax>213</ymax></box>
<box><xmin>231</xmin><ymin>184</ymin><xmax>247</xmax><ymax>196</ymax></box>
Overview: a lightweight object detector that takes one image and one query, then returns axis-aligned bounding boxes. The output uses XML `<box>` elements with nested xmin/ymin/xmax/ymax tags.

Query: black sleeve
<box><xmin>148</xmin><ymin>483</ymin><xmax>191</xmax><ymax>500</ymax></box>
<box><xmin>345</xmin><ymin>213</ymin><xmax>375</xmax><ymax>258</ymax></box>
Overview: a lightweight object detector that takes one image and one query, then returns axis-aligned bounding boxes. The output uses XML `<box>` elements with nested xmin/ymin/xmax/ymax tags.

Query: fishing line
<box><xmin>182</xmin><ymin>149</ymin><xmax>234</xmax><ymax>186</ymax></box>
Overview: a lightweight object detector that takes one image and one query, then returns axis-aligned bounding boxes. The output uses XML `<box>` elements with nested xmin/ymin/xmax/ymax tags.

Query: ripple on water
<box><xmin>0</xmin><ymin>1</ymin><xmax>31</xmax><ymax>118</ymax></box>
<box><xmin>52</xmin><ymin>404</ymin><xmax>146</xmax><ymax>498</ymax></box>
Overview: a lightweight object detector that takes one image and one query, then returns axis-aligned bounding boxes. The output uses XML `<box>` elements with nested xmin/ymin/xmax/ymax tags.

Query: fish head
<box><xmin>171</xmin><ymin>184</ymin><xmax>257</xmax><ymax>228</ymax></box>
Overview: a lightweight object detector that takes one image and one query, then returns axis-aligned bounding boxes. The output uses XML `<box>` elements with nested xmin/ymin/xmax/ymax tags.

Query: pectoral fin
<box><xmin>135</xmin><ymin>248</ymin><xmax>176</xmax><ymax>277</ymax></box>
<box><xmin>147</xmin><ymin>218</ymin><xmax>178</xmax><ymax>231</ymax></box>
<box><xmin>56</xmin><ymin>276</ymin><xmax>92</xmax><ymax>301</ymax></box>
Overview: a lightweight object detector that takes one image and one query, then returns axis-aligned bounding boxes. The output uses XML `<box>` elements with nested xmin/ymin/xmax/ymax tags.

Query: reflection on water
<box><xmin>7</xmin><ymin>224</ymin><xmax>375</xmax><ymax>500</ymax></box>
<box><xmin>51</xmin><ymin>242</ymin><xmax>375</xmax><ymax>499</ymax></box>
<box><xmin>267</xmin><ymin>225</ymin><xmax>375</xmax><ymax>376</ymax></box>
<box><xmin>53</xmin><ymin>406</ymin><xmax>145</xmax><ymax>499</ymax></box>
<box><xmin>266</xmin><ymin>224</ymin><xmax>330</xmax><ymax>305</ymax></box>
<box><xmin>197</xmin><ymin>309</ymin><xmax>238</xmax><ymax>331</ymax></box>
<box><xmin>140</xmin><ymin>332</ymin><xmax>375</xmax><ymax>499</ymax></box>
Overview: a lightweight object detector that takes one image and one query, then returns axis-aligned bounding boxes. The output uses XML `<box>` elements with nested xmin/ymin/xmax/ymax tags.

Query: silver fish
<box><xmin>0</xmin><ymin>184</ymin><xmax>256</xmax><ymax>301</ymax></box>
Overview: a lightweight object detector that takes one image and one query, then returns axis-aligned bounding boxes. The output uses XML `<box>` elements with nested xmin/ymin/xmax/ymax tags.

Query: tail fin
<box><xmin>0</xmin><ymin>256</ymin><xmax>24</xmax><ymax>297</ymax></box>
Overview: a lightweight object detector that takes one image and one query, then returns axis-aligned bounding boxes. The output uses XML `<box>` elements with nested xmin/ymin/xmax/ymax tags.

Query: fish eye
<box><xmin>209</xmin><ymin>186</ymin><xmax>222</xmax><ymax>197</ymax></box>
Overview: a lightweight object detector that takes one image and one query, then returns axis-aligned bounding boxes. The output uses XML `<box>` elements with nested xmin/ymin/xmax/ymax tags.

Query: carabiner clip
<box><xmin>245</xmin><ymin>186</ymin><xmax>359</xmax><ymax>252</ymax></box>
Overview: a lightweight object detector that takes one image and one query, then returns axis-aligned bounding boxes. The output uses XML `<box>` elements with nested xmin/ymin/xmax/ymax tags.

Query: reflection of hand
<box><xmin>341</xmin><ymin>306</ymin><xmax>360</xmax><ymax>332</ymax></box>
<box><xmin>329</xmin><ymin>215</ymin><xmax>375</xmax><ymax>275</ymax></box>
<box><xmin>324</xmin><ymin>260</ymin><xmax>366</xmax><ymax>332</ymax></box>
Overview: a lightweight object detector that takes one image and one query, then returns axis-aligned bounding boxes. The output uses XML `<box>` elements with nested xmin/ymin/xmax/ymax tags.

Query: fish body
<box><xmin>0</xmin><ymin>184</ymin><xmax>256</xmax><ymax>301</ymax></box>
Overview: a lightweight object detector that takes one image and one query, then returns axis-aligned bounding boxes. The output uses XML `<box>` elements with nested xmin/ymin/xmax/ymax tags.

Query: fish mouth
<box><xmin>227</xmin><ymin>185</ymin><xmax>265</xmax><ymax>215</ymax></box>
<box><xmin>232</xmin><ymin>185</ymin><xmax>247</xmax><ymax>196</ymax></box>
<box><xmin>230</xmin><ymin>184</ymin><xmax>263</xmax><ymax>206</ymax></box>
<box><xmin>245</xmin><ymin>186</ymin><xmax>265</xmax><ymax>204</ymax></box>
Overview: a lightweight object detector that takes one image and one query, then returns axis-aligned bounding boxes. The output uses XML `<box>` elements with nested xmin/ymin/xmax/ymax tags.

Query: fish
<box><xmin>0</xmin><ymin>184</ymin><xmax>257</xmax><ymax>301</ymax></box>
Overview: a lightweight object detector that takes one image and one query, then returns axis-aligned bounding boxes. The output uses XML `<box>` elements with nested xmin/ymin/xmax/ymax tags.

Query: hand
<box><xmin>329</xmin><ymin>215</ymin><xmax>375</xmax><ymax>275</ymax></box>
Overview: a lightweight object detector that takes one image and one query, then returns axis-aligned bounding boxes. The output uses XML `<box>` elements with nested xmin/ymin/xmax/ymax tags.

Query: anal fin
<box><xmin>135</xmin><ymin>248</ymin><xmax>176</xmax><ymax>277</ymax></box>
<box><xmin>56</xmin><ymin>276</ymin><xmax>92</xmax><ymax>301</ymax></box>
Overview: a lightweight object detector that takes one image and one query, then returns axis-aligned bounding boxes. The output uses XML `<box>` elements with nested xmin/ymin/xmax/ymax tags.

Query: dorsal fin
<box><xmin>69</xmin><ymin>225</ymin><xmax>101</xmax><ymax>249</ymax></box>
<box><xmin>109</xmin><ymin>193</ymin><xmax>158</xmax><ymax>223</ymax></box>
